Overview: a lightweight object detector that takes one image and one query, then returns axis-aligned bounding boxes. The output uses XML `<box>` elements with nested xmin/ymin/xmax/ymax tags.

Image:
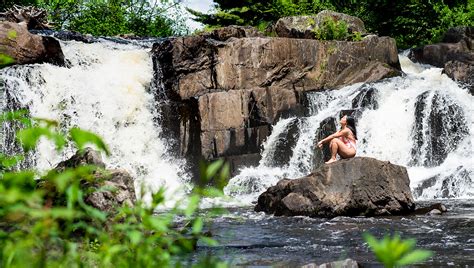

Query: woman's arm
<box><xmin>317</xmin><ymin>129</ymin><xmax>350</xmax><ymax>148</ymax></box>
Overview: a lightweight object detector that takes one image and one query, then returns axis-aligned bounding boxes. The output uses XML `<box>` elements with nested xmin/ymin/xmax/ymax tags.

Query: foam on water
<box><xmin>225</xmin><ymin>55</ymin><xmax>473</xmax><ymax>204</ymax></box>
<box><xmin>0</xmin><ymin>40</ymin><xmax>189</xmax><ymax>203</ymax></box>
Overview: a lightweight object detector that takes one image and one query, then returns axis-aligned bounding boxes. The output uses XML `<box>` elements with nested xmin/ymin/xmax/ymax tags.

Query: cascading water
<box><xmin>0</xmin><ymin>39</ymin><xmax>189</xmax><ymax>202</ymax></box>
<box><xmin>225</xmin><ymin>55</ymin><xmax>473</xmax><ymax>204</ymax></box>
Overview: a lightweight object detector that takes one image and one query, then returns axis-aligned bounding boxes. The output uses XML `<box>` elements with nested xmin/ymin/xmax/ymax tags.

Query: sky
<box><xmin>182</xmin><ymin>0</ymin><xmax>215</xmax><ymax>31</ymax></box>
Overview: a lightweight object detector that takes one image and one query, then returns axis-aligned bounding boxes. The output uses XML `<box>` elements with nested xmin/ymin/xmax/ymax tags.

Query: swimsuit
<box><xmin>340</xmin><ymin>136</ymin><xmax>357</xmax><ymax>150</ymax></box>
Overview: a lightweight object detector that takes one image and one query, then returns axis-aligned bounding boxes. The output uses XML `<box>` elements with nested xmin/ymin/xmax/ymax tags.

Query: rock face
<box><xmin>152</xmin><ymin>25</ymin><xmax>401</xmax><ymax>176</ymax></box>
<box><xmin>255</xmin><ymin>157</ymin><xmax>415</xmax><ymax>217</ymax></box>
<box><xmin>409</xmin><ymin>26</ymin><xmax>473</xmax><ymax>93</ymax></box>
<box><xmin>40</xmin><ymin>148</ymin><xmax>136</xmax><ymax>214</ymax></box>
<box><xmin>275</xmin><ymin>10</ymin><xmax>367</xmax><ymax>39</ymax></box>
<box><xmin>0</xmin><ymin>22</ymin><xmax>64</xmax><ymax>66</ymax></box>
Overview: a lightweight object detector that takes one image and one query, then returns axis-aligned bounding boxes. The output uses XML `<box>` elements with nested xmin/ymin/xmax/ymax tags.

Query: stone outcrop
<box><xmin>39</xmin><ymin>148</ymin><xmax>136</xmax><ymax>214</ymax></box>
<box><xmin>275</xmin><ymin>10</ymin><xmax>367</xmax><ymax>39</ymax></box>
<box><xmin>152</xmin><ymin>24</ymin><xmax>401</xmax><ymax>176</ymax></box>
<box><xmin>0</xmin><ymin>22</ymin><xmax>64</xmax><ymax>66</ymax></box>
<box><xmin>409</xmin><ymin>26</ymin><xmax>473</xmax><ymax>94</ymax></box>
<box><xmin>254</xmin><ymin>157</ymin><xmax>415</xmax><ymax>217</ymax></box>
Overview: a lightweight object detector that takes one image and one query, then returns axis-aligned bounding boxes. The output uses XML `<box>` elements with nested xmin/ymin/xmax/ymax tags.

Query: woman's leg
<box><xmin>325</xmin><ymin>138</ymin><xmax>356</xmax><ymax>164</ymax></box>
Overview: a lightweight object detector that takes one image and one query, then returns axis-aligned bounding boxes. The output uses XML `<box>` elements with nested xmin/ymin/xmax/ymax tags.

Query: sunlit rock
<box><xmin>255</xmin><ymin>157</ymin><xmax>415</xmax><ymax>217</ymax></box>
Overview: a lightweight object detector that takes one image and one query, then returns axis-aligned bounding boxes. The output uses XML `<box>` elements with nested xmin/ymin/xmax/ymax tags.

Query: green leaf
<box><xmin>397</xmin><ymin>249</ymin><xmax>433</xmax><ymax>266</ymax></box>
<box><xmin>127</xmin><ymin>230</ymin><xmax>142</xmax><ymax>246</ymax></box>
<box><xmin>192</xmin><ymin>217</ymin><xmax>204</xmax><ymax>234</ymax></box>
<box><xmin>205</xmin><ymin>159</ymin><xmax>224</xmax><ymax>180</ymax></box>
<box><xmin>185</xmin><ymin>194</ymin><xmax>200</xmax><ymax>217</ymax></box>
<box><xmin>69</xmin><ymin>127</ymin><xmax>110</xmax><ymax>155</ymax></box>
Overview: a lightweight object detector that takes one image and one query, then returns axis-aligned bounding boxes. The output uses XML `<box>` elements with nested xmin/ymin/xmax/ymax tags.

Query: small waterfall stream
<box><xmin>225</xmin><ymin>55</ymin><xmax>473</xmax><ymax>203</ymax></box>
<box><xmin>0</xmin><ymin>39</ymin><xmax>189</xmax><ymax>201</ymax></box>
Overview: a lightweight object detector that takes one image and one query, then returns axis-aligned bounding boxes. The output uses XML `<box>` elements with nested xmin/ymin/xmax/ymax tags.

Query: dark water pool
<box><xmin>195</xmin><ymin>200</ymin><xmax>474</xmax><ymax>267</ymax></box>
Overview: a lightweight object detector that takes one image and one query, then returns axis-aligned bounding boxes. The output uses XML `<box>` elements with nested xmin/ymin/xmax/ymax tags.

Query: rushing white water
<box><xmin>0</xmin><ymin>40</ymin><xmax>189</xmax><ymax>203</ymax></box>
<box><xmin>1</xmin><ymin>40</ymin><xmax>472</xmax><ymax>207</ymax></box>
<box><xmin>225</xmin><ymin>55</ymin><xmax>473</xmax><ymax>204</ymax></box>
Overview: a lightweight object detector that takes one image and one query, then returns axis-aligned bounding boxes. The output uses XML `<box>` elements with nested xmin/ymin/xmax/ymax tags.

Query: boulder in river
<box><xmin>39</xmin><ymin>148</ymin><xmax>136</xmax><ymax>214</ymax></box>
<box><xmin>0</xmin><ymin>21</ymin><xmax>64</xmax><ymax>66</ymax></box>
<box><xmin>255</xmin><ymin>157</ymin><xmax>415</xmax><ymax>217</ymax></box>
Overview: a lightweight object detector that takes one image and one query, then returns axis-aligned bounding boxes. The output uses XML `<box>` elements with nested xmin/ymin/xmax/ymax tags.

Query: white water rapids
<box><xmin>0</xmin><ymin>40</ymin><xmax>189</xmax><ymax>203</ymax></box>
<box><xmin>225</xmin><ymin>55</ymin><xmax>473</xmax><ymax>205</ymax></box>
<box><xmin>0</xmin><ymin>40</ymin><xmax>472</xmax><ymax>206</ymax></box>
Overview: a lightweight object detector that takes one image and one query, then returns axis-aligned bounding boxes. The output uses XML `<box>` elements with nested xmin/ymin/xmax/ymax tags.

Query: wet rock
<box><xmin>0</xmin><ymin>22</ymin><xmax>64</xmax><ymax>66</ymax></box>
<box><xmin>38</xmin><ymin>148</ymin><xmax>136</xmax><ymax>215</ymax></box>
<box><xmin>255</xmin><ymin>157</ymin><xmax>415</xmax><ymax>217</ymax></box>
<box><xmin>409</xmin><ymin>26</ymin><xmax>473</xmax><ymax>68</ymax></box>
<box><xmin>53</xmin><ymin>31</ymin><xmax>97</xmax><ymax>43</ymax></box>
<box><xmin>352</xmin><ymin>84</ymin><xmax>379</xmax><ymax>110</ymax></box>
<box><xmin>411</xmin><ymin>203</ymin><xmax>447</xmax><ymax>215</ymax></box>
<box><xmin>313</xmin><ymin>117</ymin><xmax>337</xmax><ymax>167</ymax></box>
<box><xmin>413</xmin><ymin>166</ymin><xmax>472</xmax><ymax>199</ymax></box>
<box><xmin>409</xmin><ymin>27</ymin><xmax>473</xmax><ymax>92</ymax></box>
<box><xmin>302</xmin><ymin>258</ymin><xmax>360</xmax><ymax>268</ymax></box>
<box><xmin>265</xmin><ymin>118</ymin><xmax>301</xmax><ymax>167</ymax></box>
<box><xmin>411</xmin><ymin>92</ymin><xmax>469</xmax><ymax>166</ymax></box>
<box><xmin>275</xmin><ymin>10</ymin><xmax>366</xmax><ymax>39</ymax></box>
<box><xmin>443</xmin><ymin>60</ymin><xmax>474</xmax><ymax>95</ymax></box>
<box><xmin>428</xmin><ymin>209</ymin><xmax>442</xmax><ymax>215</ymax></box>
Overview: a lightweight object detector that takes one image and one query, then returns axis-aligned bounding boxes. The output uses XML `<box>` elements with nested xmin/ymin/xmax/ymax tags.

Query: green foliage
<box><xmin>0</xmin><ymin>110</ymin><xmax>228</xmax><ymax>267</ymax></box>
<box><xmin>364</xmin><ymin>233</ymin><xmax>433</xmax><ymax>268</ymax></box>
<box><xmin>311</xmin><ymin>17</ymin><xmax>349</xmax><ymax>41</ymax></box>
<box><xmin>6</xmin><ymin>0</ymin><xmax>190</xmax><ymax>37</ymax></box>
<box><xmin>193</xmin><ymin>0</ymin><xmax>473</xmax><ymax>48</ymax></box>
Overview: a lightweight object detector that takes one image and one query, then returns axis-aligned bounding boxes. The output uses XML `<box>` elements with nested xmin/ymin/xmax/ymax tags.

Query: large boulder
<box><xmin>254</xmin><ymin>157</ymin><xmax>415</xmax><ymax>217</ymax></box>
<box><xmin>0</xmin><ymin>21</ymin><xmax>64</xmax><ymax>66</ymax></box>
<box><xmin>275</xmin><ymin>10</ymin><xmax>367</xmax><ymax>39</ymax></box>
<box><xmin>152</xmin><ymin>24</ymin><xmax>401</xmax><ymax>176</ymax></box>
<box><xmin>39</xmin><ymin>148</ymin><xmax>136</xmax><ymax>214</ymax></box>
<box><xmin>443</xmin><ymin>60</ymin><xmax>474</xmax><ymax>95</ymax></box>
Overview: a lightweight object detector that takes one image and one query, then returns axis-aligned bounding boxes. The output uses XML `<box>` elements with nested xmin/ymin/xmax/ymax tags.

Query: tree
<box><xmin>189</xmin><ymin>0</ymin><xmax>473</xmax><ymax>48</ymax></box>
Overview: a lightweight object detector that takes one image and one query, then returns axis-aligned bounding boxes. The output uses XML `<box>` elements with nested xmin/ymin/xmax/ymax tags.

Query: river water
<box><xmin>0</xmin><ymin>39</ymin><xmax>473</xmax><ymax>266</ymax></box>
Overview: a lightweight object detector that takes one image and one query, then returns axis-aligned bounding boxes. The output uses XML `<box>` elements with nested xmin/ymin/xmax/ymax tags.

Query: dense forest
<box><xmin>189</xmin><ymin>0</ymin><xmax>473</xmax><ymax>48</ymax></box>
<box><xmin>1</xmin><ymin>0</ymin><xmax>472</xmax><ymax>47</ymax></box>
<box><xmin>0</xmin><ymin>0</ymin><xmax>189</xmax><ymax>37</ymax></box>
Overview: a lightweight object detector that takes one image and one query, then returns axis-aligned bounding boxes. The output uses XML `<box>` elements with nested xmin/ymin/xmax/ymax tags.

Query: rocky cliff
<box><xmin>152</xmin><ymin>23</ymin><xmax>401</xmax><ymax>176</ymax></box>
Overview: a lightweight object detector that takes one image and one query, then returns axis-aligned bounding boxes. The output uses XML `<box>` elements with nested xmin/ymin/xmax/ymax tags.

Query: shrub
<box><xmin>0</xmin><ymin>110</ymin><xmax>228</xmax><ymax>267</ymax></box>
<box><xmin>311</xmin><ymin>17</ymin><xmax>349</xmax><ymax>41</ymax></box>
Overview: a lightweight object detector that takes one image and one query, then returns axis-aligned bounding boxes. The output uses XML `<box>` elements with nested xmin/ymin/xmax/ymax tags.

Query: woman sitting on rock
<box><xmin>317</xmin><ymin>115</ymin><xmax>357</xmax><ymax>164</ymax></box>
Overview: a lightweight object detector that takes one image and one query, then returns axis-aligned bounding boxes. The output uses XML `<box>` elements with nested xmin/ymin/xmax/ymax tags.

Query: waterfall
<box><xmin>0</xmin><ymin>39</ymin><xmax>189</xmax><ymax>202</ymax></box>
<box><xmin>225</xmin><ymin>55</ymin><xmax>473</xmax><ymax>203</ymax></box>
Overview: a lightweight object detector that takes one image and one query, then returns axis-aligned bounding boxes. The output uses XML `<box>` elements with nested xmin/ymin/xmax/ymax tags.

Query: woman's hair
<box><xmin>345</xmin><ymin>115</ymin><xmax>358</xmax><ymax>140</ymax></box>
